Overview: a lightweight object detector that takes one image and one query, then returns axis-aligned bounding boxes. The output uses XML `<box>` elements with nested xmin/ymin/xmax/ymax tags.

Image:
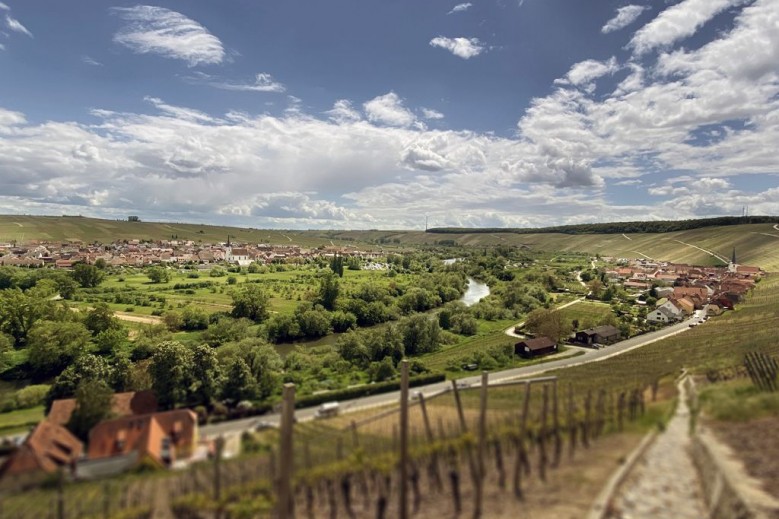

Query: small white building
<box><xmin>647</xmin><ymin>300</ymin><xmax>684</xmax><ymax>324</ymax></box>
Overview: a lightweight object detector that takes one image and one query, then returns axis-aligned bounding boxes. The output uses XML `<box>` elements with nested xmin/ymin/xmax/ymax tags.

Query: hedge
<box><xmin>295</xmin><ymin>372</ymin><xmax>446</xmax><ymax>409</ymax></box>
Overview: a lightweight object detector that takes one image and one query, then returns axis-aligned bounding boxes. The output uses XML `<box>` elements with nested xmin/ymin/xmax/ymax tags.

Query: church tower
<box><xmin>728</xmin><ymin>247</ymin><xmax>737</xmax><ymax>273</ymax></box>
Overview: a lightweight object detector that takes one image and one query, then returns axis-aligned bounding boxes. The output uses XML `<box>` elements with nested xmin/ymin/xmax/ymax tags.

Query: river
<box><xmin>461</xmin><ymin>277</ymin><xmax>490</xmax><ymax>306</ymax></box>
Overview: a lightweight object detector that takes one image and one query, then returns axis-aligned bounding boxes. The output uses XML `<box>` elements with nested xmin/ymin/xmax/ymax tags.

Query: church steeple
<box><xmin>731</xmin><ymin>247</ymin><xmax>736</xmax><ymax>265</ymax></box>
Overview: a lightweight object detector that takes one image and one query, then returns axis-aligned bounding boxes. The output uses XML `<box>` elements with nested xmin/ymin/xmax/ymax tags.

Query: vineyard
<box><xmin>1</xmin><ymin>274</ymin><xmax>777</xmax><ymax>518</ymax></box>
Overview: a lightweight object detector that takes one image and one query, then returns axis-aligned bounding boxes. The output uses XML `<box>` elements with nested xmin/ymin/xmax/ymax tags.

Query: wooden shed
<box><xmin>514</xmin><ymin>337</ymin><xmax>558</xmax><ymax>358</ymax></box>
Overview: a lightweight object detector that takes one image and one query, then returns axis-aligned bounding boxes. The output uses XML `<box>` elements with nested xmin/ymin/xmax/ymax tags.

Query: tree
<box><xmin>223</xmin><ymin>338</ymin><xmax>283</xmax><ymax>399</ymax></box>
<box><xmin>188</xmin><ymin>344</ymin><xmax>223</xmax><ymax>407</ymax></box>
<box><xmin>72</xmin><ymin>263</ymin><xmax>105</xmax><ymax>288</ymax></box>
<box><xmin>0</xmin><ymin>333</ymin><xmax>12</xmax><ymax>373</ymax></box>
<box><xmin>221</xmin><ymin>358</ymin><xmax>258</xmax><ymax>403</ymax></box>
<box><xmin>296</xmin><ymin>307</ymin><xmax>332</xmax><ymax>338</ymax></box>
<box><xmin>67</xmin><ymin>379</ymin><xmax>113</xmax><ymax>441</ymax></box>
<box><xmin>330</xmin><ymin>310</ymin><xmax>357</xmax><ymax>333</ymax></box>
<box><xmin>84</xmin><ymin>303</ymin><xmax>122</xmax><ymax>336</ymax></box>
<box><xmin>27</xmin><ymin>320</ymin><xmax>92</xmax><ymax>378</ymax></box>
<box><xmin>94</xmin><ymin>328</ymin><xmax>128</xmax><ymax>356</ymax></box>
<box><xmin>112</xmin><ymin>354</ymin><xmax>134</xmax><ymax>392</ymax></box>
<box><xmin>316</xmin><ymin>272</ymin><xmax>340</xmax><ymax>311</ymax></box>
<box><xmin>0</xmin><ymin>288</ymin><xmax>57</xmax><ymax>347</ymax></box>
<box><xmin>201</xmin><ymin>317</ymin><xmax>251</xmax><ymax>347</ymax></box>
<box><xmin>265</xmin><ymin>314</ymin><xmax>302</xmax><ymax>343</ymax></box>
<box><xmin>149</xmin><ymin>341</ymin><xmax>193</xmax><ymax>409</ymax></box>
<box><xmin>330</xmin><ymin>254</ymin><xmax>344</xmax><ymax>277</ymax></box>
<box><xmin>367</xmin><ymin>357</ymin><xmax>396</xmax><ymax>382</ymax></box>
<box><xmin>147</xmin><ymin>266</ymin><xmax>172</xmax><ymax>284</ymax></box>
<box><xmin>46</xmin><ymin>354</ymin><xmax>114</xmax><ymax>410</ymax></box>
<box><xmin>181</xmin><ymin>306</ymin><xmax>209</xmax><ymax>330</ymax></box>
<box><xmin>231</xmin><ymin>285</ymin><xmax>270</xmax><ymax>322</ymax></box>
<box><xmin>399</xmin><ymin>314</ymin><xmax>442</xmax><ymax>356</ymax></box>
<box><xmin>336</xmin><ymin>331</ymin><xmax>369</xmax><ymax>367</ymax></box>
<box><xmin>523</xmin><ymin>308</ymin><xmax>571</xmax><ymax>343</ymax></box>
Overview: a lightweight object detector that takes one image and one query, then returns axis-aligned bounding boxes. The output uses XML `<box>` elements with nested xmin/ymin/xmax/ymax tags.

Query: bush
<box><xmin>14</xmin><ymin>384</ymin><xmax>50</xmax><ymax>409</ymax></box>
<box><xmin>295</xmin><ymin>372</ymin><xmax>446</xmax><ymax>409</ymax></box>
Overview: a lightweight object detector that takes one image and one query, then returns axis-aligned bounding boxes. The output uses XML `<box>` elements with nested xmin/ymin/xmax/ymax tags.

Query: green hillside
<box><xmin>1</xmin><ymin>215</ymin><xmax>778</xmax><ymax>270</ymax></box>
<box><xmin>332</xmin><ymin>223</ymin><xmax>779</xmax><ymax>270</ymax></box>
<box><xmin>0</xmin><ymin>215</ymin><xmax>339</xmax><ymax>248</ymax></box>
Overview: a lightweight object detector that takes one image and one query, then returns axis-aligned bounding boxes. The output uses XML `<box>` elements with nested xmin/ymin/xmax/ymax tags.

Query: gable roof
<box><xmin>87</xmin><ymin>409</ymin><xmax>197</xmax><ymax>466</ymax></box>
<box><xmin>1</xmin><ymin>420</ymin><xmax>83</xmax><ymax>477</ymax></box>
<box><xmin>516</xmin><ymin>336</ymin><xmax>557</xmax><ymax>350</ymax></box>
<box><xmin>48</xmin><ymin>390</ymin><xmax>157</xmax><ymax>427</ymax></box>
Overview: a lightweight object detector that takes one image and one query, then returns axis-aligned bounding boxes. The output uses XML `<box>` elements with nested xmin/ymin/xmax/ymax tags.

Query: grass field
<box><xmin>556</xmin><ymin>301</ymin><xmax>615</xmax><ymax>329</ymax></box>
<box><xmin>0</xmin><ymin>406</ymin><xmax>44</xmax><ymax>435</ymax></box>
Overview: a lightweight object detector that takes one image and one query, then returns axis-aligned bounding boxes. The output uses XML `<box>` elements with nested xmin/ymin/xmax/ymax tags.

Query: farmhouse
<box><xmin>87</xmin><ymin>409</ymin><xmax>199</xmax><ymax>469</ymax></box>
<box><xmin>575</xmin><ymin>325</ymin><xmax>621</xmax><ymax>345</ymax></box>
<box><xmin>514</xmin><ymin>337</ymin><xmax>558</xmax><ymax>358</ymax></box>
<box><xmin>48</xmin><ymin>390</ymin><xmax>158</xmax><ymax>427</ymax></box>
<box><xmin>0</xmin><ymin>420</ymin><xmax>83</xmax><ymax>481</ymax></box>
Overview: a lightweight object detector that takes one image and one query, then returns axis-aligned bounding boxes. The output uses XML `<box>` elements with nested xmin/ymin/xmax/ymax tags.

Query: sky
<box><xmin>0</xmin><ymin>0</ymin><xmax>777</xmax><ymax>230</ymax></box>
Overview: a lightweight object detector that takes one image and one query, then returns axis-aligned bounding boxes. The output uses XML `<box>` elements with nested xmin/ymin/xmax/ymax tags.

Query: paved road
<box><xmin>201</xmin><ymin>309</ymin><xmax>705</xmax><ymax>438</ymax></box>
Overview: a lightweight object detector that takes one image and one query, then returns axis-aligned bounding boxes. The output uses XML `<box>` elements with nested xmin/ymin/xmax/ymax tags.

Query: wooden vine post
<box><xmin>399</xmin><ymin>359</ymin><xmax>410</xmax><ymax>519</ymax></box>
<box><xmin>474</xmin><ymin>371</ymin><xmax>489</xmax><ymax>518</ymax></box>
<box><xmin>277</xmin><ymin>383</ymin><xmax>295</xmax><ymax>519</ymax></box>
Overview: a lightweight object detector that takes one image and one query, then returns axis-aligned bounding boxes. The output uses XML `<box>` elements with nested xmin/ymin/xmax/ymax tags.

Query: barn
<box><xmin>514</xmin><ymin>337</ymin><xmax>558</xmax><ymax>358</ymax></box>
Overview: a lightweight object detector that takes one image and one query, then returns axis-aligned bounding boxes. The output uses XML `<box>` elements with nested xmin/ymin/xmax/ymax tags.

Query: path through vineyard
<box><xmin>606</xmin><ymin>378</ymin><xmax>707</xmax><ymax>518</ymax></box>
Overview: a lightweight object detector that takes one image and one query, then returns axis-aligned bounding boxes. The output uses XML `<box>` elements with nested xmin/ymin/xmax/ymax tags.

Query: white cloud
<box><xmin>205</xmin><ymin>73</ymin><xmax>285</xmax><ymax>93</ymax></box>
<box><xmin>112</xmin><ymin>5</ymin><xmax>224</xmax><ymax>66</ymax></box>
<box><xmin>5</xmin><ymin>15</ymin><xmax>32</xmax><ymax>37</ymax></box>
<box><xmin>363</xmin><ymin>92</ymin><xmax>417</xmax><ymax>127</ymax></box>
<box><xmin>601</xmin><ymin>5</ymin><xmax>648</xmax><ymax>34</ymax></box>
<box><xmin>0</xmin><ymin>3</ymin><xmax>9</xmax><ymax>11</ymax></box>
<box><xmin>0</xmin><ymin>2</ymin><xmax>775</xmax><ymax>229</ymax></box>
<box><xmin>0</xmin><ymin>43</ymin><xmax>4</xmax><ymax>51</ymax></box>
<box><xmin>429</xmin><ymin>36</ymin><xmax>485</xmax><ymax>59</ymax></box>
<box><xmin>556</xmin><ymin>57</ymin><xmax>618</xmax><ymax>86</ymax></box>
<box><xmin>447</xmin><ymin>3</ymin><xmax>472</xmax><ymax>15</ymax></box>
<box><xmin>81</xmin><ymin>55</ymin><xmax>103</xmax><ymax>66</ymax></box>
<box><xmin>143</xmin><ymin>96</ymin><xmax>220</xmax><ymax>124</ymax></box>
<box><xmin>630</xmin><ymin>0</ymin><xmax>746</xmax><ymax>55</ymax></box>
<box><xmin>421</xmin><ymin>108</ymin><xmax>445</xmax><ymax>120</ymax></box>
<box><xmin>325</xmin><ymin>99</ymin><xmax>362</xmax><ymax>123</ymax></box>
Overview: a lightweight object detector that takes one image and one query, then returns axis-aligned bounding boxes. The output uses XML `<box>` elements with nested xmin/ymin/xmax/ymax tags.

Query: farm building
<box><xmin>515</xmin><ymin>337</ymin><xmax>558</xmax><ymax>358</ymax></box>
<box><xmin>575</xmin><ymin>325</ymin><xmax>621</xmax><ymax>345</ymax></box>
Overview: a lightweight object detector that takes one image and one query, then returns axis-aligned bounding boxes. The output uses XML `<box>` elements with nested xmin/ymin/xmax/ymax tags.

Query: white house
<box><xmin>647</xmin><ymin>300</ymin><xmax>684</xmax><ymax>324</ymax></box>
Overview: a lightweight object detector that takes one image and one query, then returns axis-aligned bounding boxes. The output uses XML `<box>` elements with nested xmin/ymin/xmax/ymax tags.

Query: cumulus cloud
<box><xmin>0</xmin><ymin>3</ymin><xmax>9</xmax><ymax>11</ymax></box>
<box><xmin>325</xmin><ymin>99</ymin><xmax>362</xmax><ymax>123</ymax></box>
<box><xmin>556</xmin><ymin>57</ymin><xmax>618</xmax><ymax>86</ymax></box>
<box><xmin>112</xmin><ymin>5</ymin><xmax>224</xmax><ymax>66</ymax></box>
<box><xmin>0</xmin><ymin>1</ymin><xmax>775</xmax><ymax>229</ymax></box>
<box><xmin>429</xmin><ymin>36</ymin><xmax>485</xmax><ymax>59</ymax></box>
<box><xmin>363</xmin><ymin>92</ymin><xmax>417</xmax><ymax>127</ymax></box>
<box><xmin>447</xmin><ymin>3</ymin><xmax>472</xmax><ymax>15</ymax></box>
<box><xmin>601</xmin><ymin>5</ymin><xmax>648</xmax><ymax>34</ymax></box>
<box><xmin>421</xmin><ymin>108</ymin><xmax>445</xmax><ymax>120</ymax></box>
<box><xmin>630</xmin><ymin>0</ymin><xmax>745</xmax><ymax>55</ymax></box>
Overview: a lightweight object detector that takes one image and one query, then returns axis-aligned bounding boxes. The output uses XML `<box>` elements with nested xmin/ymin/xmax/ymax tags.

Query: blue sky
<box><xmin>0</xmin><ymin>0</ymin><xmax>777</xmax><ymax>229</ymax></box>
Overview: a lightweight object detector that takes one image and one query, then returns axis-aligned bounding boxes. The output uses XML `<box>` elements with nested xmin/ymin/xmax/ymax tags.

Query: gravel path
<box><xmin>608</xmin><ymin>379</ymin><xmax>708</xmax><ymax>518</ymax></box>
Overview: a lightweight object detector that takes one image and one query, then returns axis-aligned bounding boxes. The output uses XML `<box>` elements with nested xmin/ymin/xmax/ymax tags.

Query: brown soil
<box><xmin>707</xmin><ymin>415</ymin><xmax>779</xmax><ymax>498</ymax></box>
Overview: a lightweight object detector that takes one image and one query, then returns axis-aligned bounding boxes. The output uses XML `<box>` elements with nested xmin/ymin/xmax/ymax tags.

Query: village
<box><xmin>0</xmin><ymin>238</ymin><xmax>384</xmax><ymax>269</ymax></box>
<box><xmin>0</xmin><ymin>240</ymin><xmax>765</xmax><ymax>490</ymax></box>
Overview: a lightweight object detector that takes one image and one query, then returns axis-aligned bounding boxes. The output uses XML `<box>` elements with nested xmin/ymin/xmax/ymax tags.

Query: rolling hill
<box><xmin>1</xmin><ymin>215</ymin><xmax>778</xmax><ymax>271</ymax></box>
